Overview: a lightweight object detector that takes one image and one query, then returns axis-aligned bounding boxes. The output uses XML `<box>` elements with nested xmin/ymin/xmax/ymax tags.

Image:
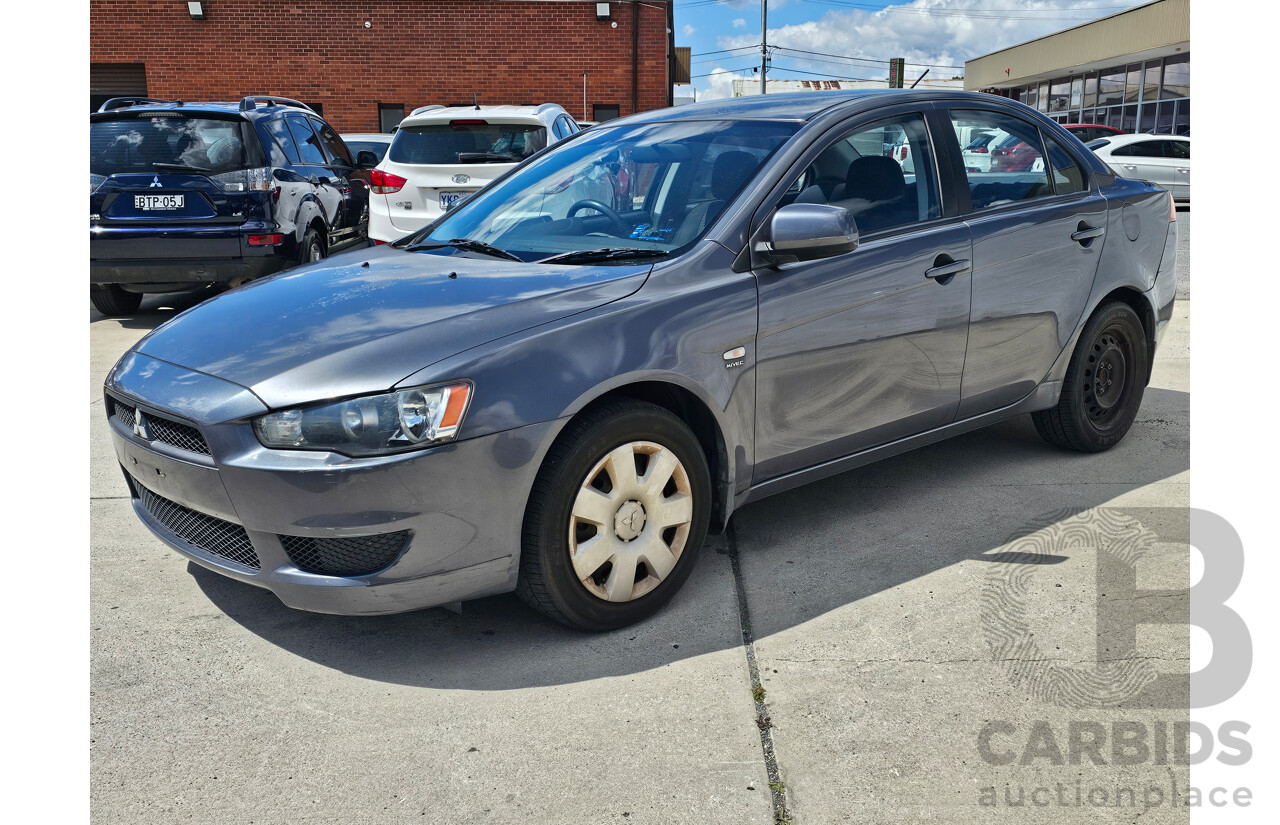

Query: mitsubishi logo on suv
<box><xmin>132</xmin><ymin>410</ymin><xmax>151</xmax><ymax>440</ymax></box>
<box><xmin>149</xmin><ymin>176</ymin><xmax>162</xmax><ymax>188</ymax></box>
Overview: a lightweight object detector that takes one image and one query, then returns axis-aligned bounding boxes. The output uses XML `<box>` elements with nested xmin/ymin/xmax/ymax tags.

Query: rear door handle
<box><xmin>925</xmin><ymin>258</ymin><xmax>970</xmax><ymax>280</ymax></box>
<box><xmin>1071</xmin><ymin>225</ymin><xmax>1106</xmax><ymax>242</ymax></box>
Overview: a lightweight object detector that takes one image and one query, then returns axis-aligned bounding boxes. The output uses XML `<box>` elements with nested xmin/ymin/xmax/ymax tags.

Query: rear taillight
<box><xmin>374</xmin><ymin>239</ymin><xmax>387</xmax><ymax>245</ymax></box>
<box><xmin>450</xmin><ymin>119</ymin><xmax>488</xmax><ymax>128</ymax></box>
<box><xmin>370</xmin><ymin>169</ymin><xmax>407</xmax><ymax>194</ymax></box>
<box><xmin>213</xmin><ymin>167</ymin><xmax>272</xmax><ymax>193</ymax></box>
<box><xmin>972</xmin><ymin>147</ymin><xmax>988</xmax><ymax>154</ymax></box>
<box><xmin>247</xmin><ymin>234</ymin><xmax>284</xmax><ymax>246</ymax></box>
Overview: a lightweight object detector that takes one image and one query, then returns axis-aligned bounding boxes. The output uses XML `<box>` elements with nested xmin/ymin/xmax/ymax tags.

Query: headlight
<box><xmin>252</xmin><ymin>382</ymin><xmax>472</xmax><ymax>456</ymax></box>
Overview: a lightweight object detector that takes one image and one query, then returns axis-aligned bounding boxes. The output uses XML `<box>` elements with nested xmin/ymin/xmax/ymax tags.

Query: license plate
<box><xmin>440</xmin><ymin>191</ymin><xmax>468</xmax><ymax>210</ymax></box>
<box><xmin>135</xmin><ymin>194</ymin><xmax>185</xmax><ymax>211</ymax></box>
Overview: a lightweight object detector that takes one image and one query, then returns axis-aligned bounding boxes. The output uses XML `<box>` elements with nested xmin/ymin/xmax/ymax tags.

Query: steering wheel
<box><xmin>566</xmin><ymin>199</ymin><xmax>627</xmax><ymax>235</ymax></box>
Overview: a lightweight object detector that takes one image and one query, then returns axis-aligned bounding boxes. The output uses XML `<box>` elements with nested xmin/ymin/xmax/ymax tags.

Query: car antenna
<box><xmin>474</xmin><ymin>92</ymin><xmax>480</xmax><ymax>111</ymax></box>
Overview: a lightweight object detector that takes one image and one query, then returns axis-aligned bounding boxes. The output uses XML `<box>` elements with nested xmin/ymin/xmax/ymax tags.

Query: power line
<box><xmin>772</xmin><ymin>45</ymin><xmax>965</xmax><ymax>70</ymax></box>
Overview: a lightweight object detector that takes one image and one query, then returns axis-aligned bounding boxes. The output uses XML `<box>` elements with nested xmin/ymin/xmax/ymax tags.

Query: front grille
<box><xmin>109</xmin><ymin>397</ymin><xmax>211</xmax><ymax>456</ymax></box>
<box><xmin>135</xmin><ymin>482</ymin><xmax>260</xmax><ymax>569</ymax></box>
<box><xmin>280</xmin><ymin>531</ymin><xmax>410</xmax><ymax>577</ymax></box>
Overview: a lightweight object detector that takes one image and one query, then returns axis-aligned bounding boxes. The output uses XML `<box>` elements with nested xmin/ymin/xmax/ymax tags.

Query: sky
<box><xmin>672</xmin><ymin>0</ymin><xmax>1152</xmax><ymax>100</ymax></box>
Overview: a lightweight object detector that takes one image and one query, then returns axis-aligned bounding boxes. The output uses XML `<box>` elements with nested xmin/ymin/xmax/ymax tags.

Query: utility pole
<box><xmin>760</xmin><ymin>1</ymin><xmax>767</xmax><ymax>95</ymax></box>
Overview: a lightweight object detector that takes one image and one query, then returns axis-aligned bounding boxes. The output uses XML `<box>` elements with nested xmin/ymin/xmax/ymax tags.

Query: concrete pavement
<box><xmin>91</xmin><ymin>217</ymin><xmax>1190</xmax><ymax>823</ymax></box>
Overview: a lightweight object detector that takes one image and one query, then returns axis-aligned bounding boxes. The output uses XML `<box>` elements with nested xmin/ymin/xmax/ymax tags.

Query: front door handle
<box><xmin>925</xmin><ymin>258</ymin><xmax>970</xmax><ymax>281</ymax></box>
<box><xmin>1071</xmin><ymin>225</ymin><xmax>1106</xmax><ymax>243</ymax></box>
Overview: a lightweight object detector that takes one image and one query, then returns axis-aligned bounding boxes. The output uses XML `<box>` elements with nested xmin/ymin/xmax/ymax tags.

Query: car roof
<box><xmin>607</xmin><ymin>89</ymin><xmax>1018</xmax><ymax>125</ymax></box>
<box><xmin>400</xmin><ymin>103</ymin><xmax>566</xmax><ymax>126</ymax></box>
<box><xmin>341</xmin><ymin>133</ymin><xmax>393</xmax><ymax>141</ymax></box>
<box><xmin>91</xmin><ymin>99</ymin><xmax>317</xmax><ymax>119</ymax></box>
<box><xmin>1101</xmin><ymin>133</ymin><xmax>1190</xmax><ymax>145</ymax></box>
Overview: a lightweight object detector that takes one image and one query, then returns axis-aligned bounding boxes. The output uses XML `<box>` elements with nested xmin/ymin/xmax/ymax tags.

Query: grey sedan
<box><xmin>104</xmin><ymin>90</ymin><xmax>1178</xmax><ymax>630</ymax></box>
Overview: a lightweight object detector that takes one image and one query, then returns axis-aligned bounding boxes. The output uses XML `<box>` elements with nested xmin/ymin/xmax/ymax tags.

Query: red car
<box><xmin>990</xmin><ymin>124</ymin><xmax>1127</xmax><ymax>172</ymax></box>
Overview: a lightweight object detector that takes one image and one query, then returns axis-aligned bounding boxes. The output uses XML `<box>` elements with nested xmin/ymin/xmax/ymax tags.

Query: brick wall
<box><xmin>90</xmin><ymin>0</ymin><xmax>672</xmax><ymax>132</ymax></box>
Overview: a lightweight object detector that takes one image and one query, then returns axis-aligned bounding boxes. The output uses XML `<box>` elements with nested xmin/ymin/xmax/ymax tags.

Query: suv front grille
<box><xmin>135</xmin><ymin>482</ymin><xmax>260</xmax><ymax>569</ymax></box>
<box><xmin>109</xmin><ymin>397</ymin><xmax>211</xmax><ymax>456</ymax></box>
<box><xmin>280</xmin><ymin>531</ymin><xmax>410</xmax><ymax>577</ymax></box>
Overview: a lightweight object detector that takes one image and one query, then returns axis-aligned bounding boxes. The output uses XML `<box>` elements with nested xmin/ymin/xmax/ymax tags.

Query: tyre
<box><xmin>299</xmin><ymin>228</ymin><xmax>325</xmax><ymax>264</ymax></box>
<box><xmin>90</xmin><ymin>283</ymin><xmax>143</xmax><ymax>316</ymax></box>
<box><xmin>517</xmin><ymin>399</ymin><xmax>711</xmax><ymax>630</ymax></box>
<box><xmin>1033</xmin><ymin>301</ymin><xmax>1148</xmax><ymax>452</ymax></box>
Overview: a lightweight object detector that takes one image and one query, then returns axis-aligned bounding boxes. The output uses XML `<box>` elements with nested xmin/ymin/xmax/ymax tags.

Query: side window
<box><xmin>1167</xmin><ymin>140</ymin><xmax>1190</xmax><ymax>159</ymax></box>
<box><xmin>1042</xmin><ymin>134</ymin><xmax>1087</xmax><ymax>195</ymax></box>
<box><xmin>778</xmin><ymin>112</ymin><xmax>940</xmax><ymax>235</ymax></box>
<box><xmin>551</xmin><ymin>117</ymin><xmax>567</xmax><ymax>140</ymax></box>
<box><xmin>264</xmin><ymin>118</ymin><xmax>300</xmax><ymax>166</ymax></box>
<box><xmin>311</xmin><ymin>118</ymin><xmax>354</xmax><ymax>167</ymax></box>
<box><xmin>286</xmin><ymin>114</ymin><xmax>326</xmax><ymax>164</ymax></box>
<box><xmin>949</xmin><ymin>110</ymin><xmax>1052</xmax><ymax>211</ymax></box>
<box><xmin>1112</xmin><ymin>141</ymin><xmax>1160</xmax><ymax>158</ymax></box>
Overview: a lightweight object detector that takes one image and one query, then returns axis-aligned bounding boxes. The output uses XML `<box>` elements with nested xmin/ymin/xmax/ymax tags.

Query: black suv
<box><xmin>90</xmin><ymin>96</ymin><xmax>375</xmax><ymax>315</ymax></box>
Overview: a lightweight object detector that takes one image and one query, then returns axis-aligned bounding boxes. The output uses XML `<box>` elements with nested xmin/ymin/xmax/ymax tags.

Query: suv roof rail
<box><xmin>97</xmin><ymin>97</ymin><xmax>172</xmax><ymax>112</ymax></box>
<box><xmin>239</xmin><ymin>95</ymin><xmax>315</xmax><ymax>113</ymax></box>
<box><xmin>409</xmin><ymin>104</ymin><xmax>445</xmax><ymax>116</ymax></box>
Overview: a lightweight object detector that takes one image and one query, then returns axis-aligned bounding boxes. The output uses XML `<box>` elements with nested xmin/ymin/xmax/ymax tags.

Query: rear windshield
<box><xmin>90</xmin><ymin>114</ymin><xmax>257</xmax><ymax>176</ymax></box>
<box><xmin>388</xmin><ymin>121</ymin><xmax>548</xmax><ymax>165</ymax></box>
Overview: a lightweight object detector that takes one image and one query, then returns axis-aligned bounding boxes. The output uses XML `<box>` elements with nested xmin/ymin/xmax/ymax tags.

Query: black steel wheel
<box><xmin>1033</xmin><ymin>301</ymin><xmax>1148</xmax><ymax>452</ymax></box>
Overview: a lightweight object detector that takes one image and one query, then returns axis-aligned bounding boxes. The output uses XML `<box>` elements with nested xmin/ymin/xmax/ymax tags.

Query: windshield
<box><xmin>413</xmin><ymin>119</ymin><xmax>799</xmax><ymax>263</ymax></box>
<box><xmin>90</xmin><ymin>114</ymin><xmax>255</xmax><ymax>176</ymax></box>
<box><xmin>389</xmin><ymin>121</ymin><xmax>548</xmax><ymax>164</ymax></box>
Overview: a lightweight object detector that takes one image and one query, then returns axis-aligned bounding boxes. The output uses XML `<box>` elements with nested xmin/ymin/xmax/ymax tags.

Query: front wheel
<box><xmin>517</xmin><ymin>399</ymin><xmax>711</xmax><ymax>630</ymax></box>
<box><xmin>90</xmin><ymin>284</ymin><xmax>142</xmax><ymax>316</ymax></box>
<box><xmin>1033</xmin><ymin>301</ymin><xmax>1148</xmax><ymax>452</ymax></box>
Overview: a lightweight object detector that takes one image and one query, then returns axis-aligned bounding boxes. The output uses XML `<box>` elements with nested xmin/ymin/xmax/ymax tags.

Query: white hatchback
<box><xmin>369</xmin><ymin>104</ymin><xmax>581</xmax><ymax>242</ymax></box>
<box><xmin>1087</xmin><ymin>133</ymin><xmax>1190</xmax><ymax>202</ymax></box>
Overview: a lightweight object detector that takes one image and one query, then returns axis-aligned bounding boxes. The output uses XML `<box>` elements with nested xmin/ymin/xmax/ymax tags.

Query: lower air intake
<box><xmin>280</xmin><ymin>531</ymin><xmax>411</xmax><ymax>577</ymax></box>
<box><xmin>135</xmin><ymin>482</ymin><xmax>260</xmax><ymax>570</ymax></box>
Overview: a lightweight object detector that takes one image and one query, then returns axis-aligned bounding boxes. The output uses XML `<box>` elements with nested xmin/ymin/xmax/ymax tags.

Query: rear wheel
<box><xmin>90</xmin><ymin>284</ymin><xmax>143</xmax><ymax>316</ymax></box>
<box><xmin>1033</xmin><ymin>301</ymin><xmax>1148</xmax><ymax>452</ymax></box>
<box><xmin>517</xmin><ymin>399</ymin><xmax>711</xmax><ymax>630</ymax></box>
<box><xmin>300</xmin><ymin>229</ymin><xmax>325</xmax><ymax>264</ymax></box>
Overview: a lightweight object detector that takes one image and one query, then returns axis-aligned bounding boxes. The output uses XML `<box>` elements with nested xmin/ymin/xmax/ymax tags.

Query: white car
<box><xmin>1087</xmin><ymin>133</ymin><xmax>1190</xmax><ymax>202</ymax></box>
<box><xmin>369</xmin><ymin>104</ymin><xmax>581</xmax><ymax>242</ymax></box>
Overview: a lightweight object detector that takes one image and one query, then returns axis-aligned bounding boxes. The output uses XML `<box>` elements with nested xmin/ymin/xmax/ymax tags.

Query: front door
<box><xmin>752</xmin><ymin>110</ymin><xmax>973</xmax><ymax>481</ymax></box>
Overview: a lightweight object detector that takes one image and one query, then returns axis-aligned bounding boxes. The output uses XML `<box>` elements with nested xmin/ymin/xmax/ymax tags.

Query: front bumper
<box><xmin>105</xmin><ymin>353</ymin><xmax>559</xmax><ymax>615</ymax></box>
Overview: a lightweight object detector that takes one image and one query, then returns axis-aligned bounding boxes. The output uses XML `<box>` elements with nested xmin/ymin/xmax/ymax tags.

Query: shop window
<box><xmin>1161</xmin><ymin>53</ymin><xmax>1190</xmax><ymax>99</ymax></box>
<box><xmin>1143</xmin><ymin>61</ymin><xmax>1161</xmax><ymax>103</ymax></box>
<box><xmin>1098</xmin><ymin>68</ymin><xmax>1125</xmax><ymax>106</ymax></box>
<box><xmin>1082</xmin><ymin>73</ymin><xmax>1098</xmax><ymax>109</ymax></box>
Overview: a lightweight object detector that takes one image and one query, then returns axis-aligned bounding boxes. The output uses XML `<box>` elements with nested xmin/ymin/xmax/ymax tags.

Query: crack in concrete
<box><xmin>726</xmin><ymin>524</ymin><xmax>792</xmax><ymax>825</ymax></box>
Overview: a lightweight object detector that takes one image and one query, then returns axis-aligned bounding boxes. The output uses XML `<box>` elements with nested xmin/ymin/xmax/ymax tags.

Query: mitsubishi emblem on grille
<box><xmin>132</xmin><ymin>410</ymin><xmax>151</xmax><ymax>440</ymax></box>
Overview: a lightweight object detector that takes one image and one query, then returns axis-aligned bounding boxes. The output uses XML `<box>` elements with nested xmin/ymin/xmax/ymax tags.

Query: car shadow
<box><xmin>89</xmin><ymin>288</ymin><xmax>214</xmax><ymax>328</ymax></box>
<box><xmin>190</xmin><ymin>385</ymin><xmax>1189</xmax><ymax>690</ymax></box>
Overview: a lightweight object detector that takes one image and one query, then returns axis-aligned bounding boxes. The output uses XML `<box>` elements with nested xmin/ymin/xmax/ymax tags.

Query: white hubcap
<box><xmin>569</xmin><ymin>441</ymin><xmax>694</xmax><ymax>603</ymax></box>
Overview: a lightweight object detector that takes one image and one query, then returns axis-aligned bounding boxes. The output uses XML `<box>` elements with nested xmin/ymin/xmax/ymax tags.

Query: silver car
<box><xmin>104</xmin><ymin>90</ymin><xmax>1178</xmax><ymax>630</ymax></box>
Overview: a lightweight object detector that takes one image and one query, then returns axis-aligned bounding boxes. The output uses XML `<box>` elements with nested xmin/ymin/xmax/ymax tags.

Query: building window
<box><xmin>593</xmin><ymin>104</ymin><xmax>621</xmax><ymax>122</ymax></box>
<box><xmin>1125</xmin><ymin>64</ymin><xmax>1142</xmax><ymax>103</ymax></box>
<box><xmin>1098</xmin><ymin>67</ymin><xmax>1125</xmax><ymax>106</ymax></box>
<box><xmin>1082</xmin><ymin>73</ymin><xmax>1098</xmax><ymax>109</ymax></box>
<box><xmin>1161</xmin><ymin>53</ymin><xmax>1189</xmax><ymax>99</ymax></box>
<box><xmin>1048</xmin><ymin>78</ymin><xmax>1070</xmax><ymax>113</ymax></box>
<box><xmin>378</xmin><ymin>103</ymin><xmax>404</xmax><ymax>133</ymax></box>
<box><xmin>1142</xmin><ymin>61</ymin><xmax>1161</xmax><ymax>103</ymax></box>
<box><xmin>303</xmin><ymin>101</ymin><xmax>324</xmax><ymax>116</ymax></box>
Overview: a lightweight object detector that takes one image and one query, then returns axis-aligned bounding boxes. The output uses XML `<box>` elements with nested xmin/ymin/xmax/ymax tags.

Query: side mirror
<box><xmin>356</xmin><ymin>150</ymin><xmax>380</xmax><ymax>169</ymax></box>
<box><xmin>755</xmin><ymin>204</ymin><xmax>859</xmax><ymax>267</ymax></box>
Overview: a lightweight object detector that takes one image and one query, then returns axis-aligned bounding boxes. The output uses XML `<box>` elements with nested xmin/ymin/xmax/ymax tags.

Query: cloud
<box><xmin>732</xmin><ymin>18</ymin><xmax>746</xmax><ymax>29</ymax></box>
<box><xmin>698</xmin><ymin>66</ymin><xmax>756</xmax><ymax>101</ymax></box>
<box><xmin>695</xmin><ymin>0</ymin><xmax>1147</xmax><ymax>96</ymax></box>
<box><xmin>683</xmin><ymin>24</ymin><xmax>697</xmax><ymax>37</ymax></box>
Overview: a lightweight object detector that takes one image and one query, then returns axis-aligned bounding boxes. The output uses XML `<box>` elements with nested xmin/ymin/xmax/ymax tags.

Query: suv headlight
<box><xmin>253</xmin><ymin>382</ymin><xmax>472</xmax><ymax>457</ymax></box>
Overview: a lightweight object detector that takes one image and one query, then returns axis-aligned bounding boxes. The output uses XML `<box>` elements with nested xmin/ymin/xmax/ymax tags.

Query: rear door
<box><xmin>284</xmin><ymin>113</ymin><xmax>344</xmax><ymax>246</ymax></box>
<box><xmin>1109</xmin><ymin>139</ymin><xmax>1177</xmax><ymax>193</ymax></box>
<box><xmin>310</xmin><ymin>117</ymin><xmax>370</xmax><ymax>248</ymax></box>
<box><xmin>943</xmin><ymin>107</ymin><xmax>1108</xmax><ymax>418</ymax></box>
<box><xmin>752</xmin><ymin>106</ymin><xmax>973</xmax><ymax>480</ymax></box>
<box><xmin>90</xmin><ymin>112</ymin><xmax>257</xmax><ymax>261</ymax></box>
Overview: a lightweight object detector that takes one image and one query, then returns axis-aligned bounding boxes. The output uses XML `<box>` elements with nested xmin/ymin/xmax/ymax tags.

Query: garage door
<box><xmin>91</xmin><ymin>63</ymin><xmax>146</xmax><ymax>112</ymax></box>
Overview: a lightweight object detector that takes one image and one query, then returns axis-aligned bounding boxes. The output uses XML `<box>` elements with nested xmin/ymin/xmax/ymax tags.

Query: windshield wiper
<box><xmin>403</xmin><ymin>238</ymin><xmax>522</xmax><ymax>262</ymax></box>
<box><xmin>150</xmin><ymin>162</ymin><xmax>212</xmax><ymax>173</ymax></box>
<box><xmin>538</xmin><ymin>248</ymin><xmax>671</xmax><ymax>265</ymax></box>
<box><xmin>457</xmin><ymin>151</ymin><xmax>520</xmax><ymax>163</ymax></box>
